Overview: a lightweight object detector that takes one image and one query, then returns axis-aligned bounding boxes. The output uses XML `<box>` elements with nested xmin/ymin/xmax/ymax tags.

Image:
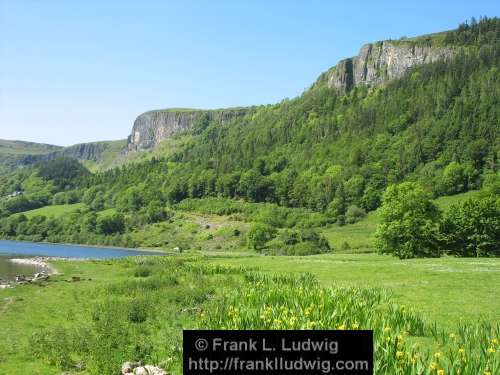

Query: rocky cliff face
<box><xmin>127</xmin><ymin>108</ymin><xmax>249</xmax><ymax>151</ymax></box>
<box><xmin>321</xmin><ymin>41</ymin><xmax>453</xmax><ymax>92</ymax></box>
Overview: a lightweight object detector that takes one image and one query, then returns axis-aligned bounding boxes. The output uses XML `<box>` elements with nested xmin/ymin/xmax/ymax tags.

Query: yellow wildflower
<box><xmin>434</xmin><ymin>352</ymin><xmax>442</xmax><ymax>359</ymax></box>
<box><xmin>491</xmin><ymin>338</ymin><xmax>498</xmax><ymax>345</ymax></box>
<box><xmin>437</xmin><ymin>370</ymin><xmax>445</xmax><ymax>375</ymax></box>
<box><xmin>396</xmin><ymin>351</ymin><xmax>404</xmax><ymax>359</ymax></box>
<box><xmin>484</xmin><ymin>371</ymin><xmax>492</xmax><ymax>375</ymax></box>
<box><xmin>458</xmin><ymin>348</ymin><xmax>465</xmax><ymax>354</ymax></box>
<box><xmin>430</xmin><ymin>362</ymin><xmax>438</xmax><ymax>370</ymax></box>
<box><xmin>487</xmin><ymin>347</ymin><xmax>496</xmax><ymax>354</ymax></box>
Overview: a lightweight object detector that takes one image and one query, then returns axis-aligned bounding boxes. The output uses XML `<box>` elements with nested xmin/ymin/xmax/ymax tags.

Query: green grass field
<box><xmin>0</xmin><ymin>255</ymin><xmax>498</xmax><ymax>374</ymax></box>
<box><xmin>22</xmin><ymin>203</ymin><xmax>86</xmax><ymax>219</ymax></box>
<box><xmin>210</xmin><ymin>253</ymin><xmax>500</xmax><ymax>329</ymax></box>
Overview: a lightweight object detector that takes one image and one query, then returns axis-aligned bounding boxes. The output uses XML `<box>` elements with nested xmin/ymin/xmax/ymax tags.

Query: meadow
<box><xmin>0</xmin><ymin>255</ymin><xmax>498</xmax><ymax>374</ymax></box>
<box><xmin>21</xmin><ymin>203</ymin><xmax>86</xmax><ymax>219</ymax></box>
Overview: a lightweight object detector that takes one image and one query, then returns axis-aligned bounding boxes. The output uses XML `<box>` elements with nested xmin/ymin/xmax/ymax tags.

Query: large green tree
<box><xmin>375</xmin><ymin>182</ymin><xmax>441</xmax><ymax>259</ymax></box>
<box><xmin>440</xmin><ymin>197</ymin><xmax>500</xmax><ymax>257</ymax></box>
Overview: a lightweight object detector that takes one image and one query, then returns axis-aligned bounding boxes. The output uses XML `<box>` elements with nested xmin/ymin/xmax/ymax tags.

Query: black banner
<box><xmin>183</xmin><ymin>330</ymin><xmax>373</xmax><ymax>374</ymax></box>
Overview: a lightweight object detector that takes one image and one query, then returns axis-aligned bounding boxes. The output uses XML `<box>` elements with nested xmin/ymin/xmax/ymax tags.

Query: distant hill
<box><xmin>0</xmin><ymin>139</ymin><xmax>62</xmax><ymax>156</ymax></box>
<box><xmin>0</xmin><ymin>139</ymin><xmax>127</xmax><ymax>174</ymax></box>
<box><xmin>0</xmin><ymin>140</ymin><xmax>62</xmax><ymax>174</ymax></box>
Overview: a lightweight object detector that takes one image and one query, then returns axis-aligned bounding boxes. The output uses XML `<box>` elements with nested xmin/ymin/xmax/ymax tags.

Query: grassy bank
<box><xmin>0</xmin><ymin>255</ymin><xmax>498</xmax><ymax>374</ymax></box>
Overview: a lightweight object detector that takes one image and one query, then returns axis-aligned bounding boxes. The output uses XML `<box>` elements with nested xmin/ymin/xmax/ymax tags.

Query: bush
<box><xmin>266</xmin><ymin>228</ymin><xmax>331</xmax><ymax>256</ymax></box>
<box><xmin>134</xmin><ymin>266</ymin><xmax>152</xmax><ymax>278</ymax></box>
<box><xmin>341</xmin><ymin>241</ymin><xmax>351</xmax><ymax>251</ymax></box>
<box><xmin>246</xmin><ymin>223</ymin><xmax>276</xmax><ymax>250</ymax></box>
<box><xmin>346</xmin><ymin>205</ymin><xmax>366</xmax><ymax>224</ymax></box>
<box><xmin>279</xmin><ymin>229</ymin><xmax>300</xmax><ymax>245</ymax></box>
<box><xmin>128</xmin><ymin>298</ymin><xmax>149</xmax><ymax>323</ymax></box>
<box><xmin>336</xmin><ymin>214</ymin><xmax>346</xmax><ymax>226</ymax></box>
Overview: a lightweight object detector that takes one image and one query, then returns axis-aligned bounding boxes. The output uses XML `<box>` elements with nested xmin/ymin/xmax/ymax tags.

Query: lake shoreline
<box><xmin>0</xmin><ymin>238</ymin><xmax>167</xmax><ymax>254</ymax></box>
<box><xmin>10</xmin><ymin>257</ymin><xmax>59</xmax><ymax>274</ymax></box>
<box><xmin>0</xmin><ymin>257</ymin><xmax>59</xmax><ymax>289</ymax></box>
<box><xmin>0</xmin><ymin>239</ymin><xmax>170</xmax><ymax>290</ymax></box>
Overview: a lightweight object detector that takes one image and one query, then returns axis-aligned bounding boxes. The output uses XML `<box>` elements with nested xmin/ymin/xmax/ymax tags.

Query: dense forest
<box><xmin>0</xmin><ymin>17</ymin><xmax>499</xmax><ymax>257</ymax></box>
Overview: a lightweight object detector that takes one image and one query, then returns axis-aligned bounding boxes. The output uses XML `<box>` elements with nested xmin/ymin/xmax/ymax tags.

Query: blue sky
<box><xmin>1</xmin><ymin>0</ymin><xmax>499</xmax><ymax>146</ymax></box>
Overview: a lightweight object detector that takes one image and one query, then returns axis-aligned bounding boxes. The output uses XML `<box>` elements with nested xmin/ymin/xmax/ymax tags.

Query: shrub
<box><xmin>128</xmin><ymin>298</ymin><xmax>149</xmax><ymax>323</ymax></box>
<box><xmin>134</xmin><ymin>266</ymin><xmax>152</xmax><ymax>278</ymax></box>
<box><xmin>246</xmin><ymin>223</ymin><xmax>276</xmax><ymax>250</ymax></box>
<box><xmin>341</xmin><ymin>241</ymin><xmax>351</xmax><ymax>251</ymax></box>
<box><xmin>266</xmin><ymin>228</ymin><xmax>331</xmax><ymax>256</ymax></box>
<box><xmin>346</xmin><ymin>204</ymin><xmax>366</xmax><ymax>224</ymax></box>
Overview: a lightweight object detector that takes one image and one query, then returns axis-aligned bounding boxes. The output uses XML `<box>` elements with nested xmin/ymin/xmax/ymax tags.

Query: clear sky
<box><xmin>1</xmin><ymin>0</ymin><xmax>499</xmax><ymax>146</ymax></box>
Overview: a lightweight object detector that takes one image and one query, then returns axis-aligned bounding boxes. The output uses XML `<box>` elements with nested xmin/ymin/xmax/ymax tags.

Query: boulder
<box><xmin>145</xmin><ymin>365</ymin><xmax>168</xmax><ymax>375</ymax></box>
<box><xmin>122</xmin><ymin>362</ymin><xmax>168</xmax><ymax>375</ymax></box>
<box><xmin>122</xmin><ymin>361</ymin><xmax>140</xmax><ymax>374</ymax></box>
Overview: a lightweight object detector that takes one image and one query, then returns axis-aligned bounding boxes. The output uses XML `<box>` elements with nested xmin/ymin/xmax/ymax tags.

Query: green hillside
<box><xmin>0</xmin><ymin>140</ymin><xmax>62</xmax><ymax>174</ymax></box>
<box><xmin>0</xmin><ymin>139</ymin><xmax>126</xmax><ymax>175</ymax></box>
<box><xmin>0</xmin><ymin>140</ymin><xmax>61</xmax><ymax>156</ymax></box>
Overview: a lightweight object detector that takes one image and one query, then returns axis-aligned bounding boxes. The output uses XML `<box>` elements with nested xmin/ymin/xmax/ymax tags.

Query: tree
<box><xmin>96</xmin><ymin>213</ymin><xmax>125</xmax><ymax>235</ymax></box>
<box><xmin>345</xmin><ymin>174</ymin><xmax>365</xmax><ymax>202</ymax></box>
<box><xmin>145</xmin><ymin>200</ymin><xmax>167</xmax><ymax>223</ymax></box>
<box><xmin>375</xmin><ymin>182</ymin><xmax>441</xmax><ymax>259</ymax></box>
<box><xmin>91</xmin><ymin>192</ymin><xmax>106</xmax><ymax>211</ymax></box>
<box><xmin>440</xmin><ymin>197</ymin><xmax>500</xmax><ymax>257</ymax></box>
<box><xmin>441</xmin><ymin>162</ymin><xmax>466</xmax><ymax>195</ymax></box>
<box><xmin>360</xmin><ymin>185</ymin><xmax>381</xmax><ymax>211</ymax></box>
<box><xmin>246</xmin><ymin>223</ymin><xmax>276</xmax><ymax>250</ymax></box>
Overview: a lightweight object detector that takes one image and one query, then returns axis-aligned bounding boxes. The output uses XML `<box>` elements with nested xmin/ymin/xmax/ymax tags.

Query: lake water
<box><xmin>0</xmin><ymin>240</ymin><xmax>160</xmax><ymax>281</ymax></box>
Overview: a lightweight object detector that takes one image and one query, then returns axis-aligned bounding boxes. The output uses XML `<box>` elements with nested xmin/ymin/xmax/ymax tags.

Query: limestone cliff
<box><xmin>317</xmin><ymin>40</ymin><xmax>453</xmax><ymax>92</ymax></box>
<box><xmin>127</xmin><ymin>108</ymin><xmax>249</xmax><ymax>151</ymax></box>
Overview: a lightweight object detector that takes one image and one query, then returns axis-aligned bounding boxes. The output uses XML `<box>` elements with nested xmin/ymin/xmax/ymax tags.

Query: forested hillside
<box><xmin>0</xmin><ymin>17</ymin><xmax>499</xmax><ymax>255</ymax></box>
